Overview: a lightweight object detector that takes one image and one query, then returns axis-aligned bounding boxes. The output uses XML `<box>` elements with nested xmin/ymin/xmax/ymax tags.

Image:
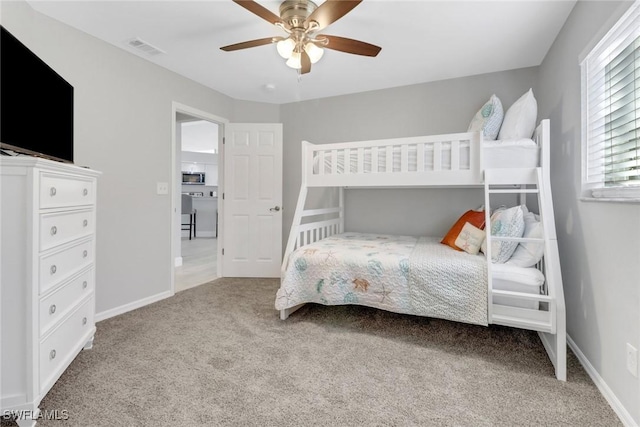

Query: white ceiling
<box><xmin>27</xmin><ymin>0</ymin><xmax>576</xmax><ymax>105</ymax></box>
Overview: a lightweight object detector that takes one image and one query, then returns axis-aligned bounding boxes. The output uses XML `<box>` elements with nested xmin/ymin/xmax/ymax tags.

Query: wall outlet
<box><xmin>156</xmin><ymin>182</ymin><xmax>169</xmax><ymax>195</ymax></box>
<box><xmin>627</xmin><ymin>343</ymin><xmax>638</xmax><ymax>377</ymax></box>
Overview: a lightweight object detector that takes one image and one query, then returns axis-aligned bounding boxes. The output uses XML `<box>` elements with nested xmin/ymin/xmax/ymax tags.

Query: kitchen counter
<box><xmin>191</xmin><ymin>197</ymin><xmax>218</xmax><ymax>238</ymax></box>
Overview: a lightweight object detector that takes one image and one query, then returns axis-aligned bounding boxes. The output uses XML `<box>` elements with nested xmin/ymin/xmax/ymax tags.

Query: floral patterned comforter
<box><xmin>276</xmin><ymin>232</ymin><xmax>488</xmax><ymax>325</ymax></box>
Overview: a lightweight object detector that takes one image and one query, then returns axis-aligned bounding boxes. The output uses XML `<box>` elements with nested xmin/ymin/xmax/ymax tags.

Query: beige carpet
<box><xmin>4</xmin><ymin>278</ymin><xmax>620</xmax><ymax>426</ymax></box>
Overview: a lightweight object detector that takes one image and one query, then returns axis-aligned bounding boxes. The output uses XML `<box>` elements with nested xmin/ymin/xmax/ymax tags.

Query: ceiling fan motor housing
<box><xmin>279</xmin><ymin>0</ymin><xmax>318</xmax><ymax>29</ymax></box>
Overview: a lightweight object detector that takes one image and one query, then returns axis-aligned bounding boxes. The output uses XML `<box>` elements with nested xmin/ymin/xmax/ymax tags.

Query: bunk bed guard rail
<box><xmin>302</xmin><ymin>131</ymin><xmax>484</xmax><ymax>188</ymax></box>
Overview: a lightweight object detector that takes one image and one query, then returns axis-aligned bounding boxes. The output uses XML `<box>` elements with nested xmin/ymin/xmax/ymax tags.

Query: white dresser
<box><xmin>1</xmin><ymin>157</ymin><xmax>100</xmax><ymax>427</ymax></box>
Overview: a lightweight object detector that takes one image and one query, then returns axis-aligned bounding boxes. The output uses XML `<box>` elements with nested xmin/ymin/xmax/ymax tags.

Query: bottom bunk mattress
<box><xmin>276</xmin><ymin>232</ymin><xmax>489</xmax><ymax>325</ymax></box>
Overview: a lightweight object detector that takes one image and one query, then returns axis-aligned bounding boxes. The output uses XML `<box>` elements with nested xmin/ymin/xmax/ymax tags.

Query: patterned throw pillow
<box><xmin>441</xmin><ymin>209</ymin><xmax>486</xmax><ymax>251</ymax></box>
<box><xmin>467</xmin><ymin>94</ymin><xmax>504</xmax><ymax>140</ymax></box>
<box><xmin>481</xmin><ymin>205</ymin><xmax>525</xmax><ymax>263</ymax></box>
<box><xmin>454</xmin><ymin>222</ymin><xmax>485</xmax><ymax>255</ymax></box>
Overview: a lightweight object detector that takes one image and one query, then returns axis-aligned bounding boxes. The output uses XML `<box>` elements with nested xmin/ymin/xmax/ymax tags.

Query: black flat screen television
<box><xmin>1</xmin><ymin>26</ymin><xmax>74</xmax><ymax>163</ymax></box>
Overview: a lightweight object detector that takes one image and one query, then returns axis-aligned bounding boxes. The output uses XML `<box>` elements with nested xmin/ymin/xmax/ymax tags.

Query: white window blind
<box><xmin>582</xmin><ymin>1</ymin><xmax>640</xmax><ymax>192</ymax></box>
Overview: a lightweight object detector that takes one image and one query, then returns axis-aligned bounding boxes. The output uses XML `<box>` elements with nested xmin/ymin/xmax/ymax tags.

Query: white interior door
<box><xmin>223</xmin><ymin>123</ymin><xmax>283</xmax><ymax>277</ymax></box>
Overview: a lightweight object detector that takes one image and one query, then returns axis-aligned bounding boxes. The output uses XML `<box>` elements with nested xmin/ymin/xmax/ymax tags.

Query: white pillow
<box><xmin>468</xmin><ymin>94</ymin><xmax>504</xmax><ymax>140</ymax></box>
<box><xmin>498</xmin><ymin>88</ymin><xmax>538</xmax><ymax>140</ymax></box>
<box><xmin>492</xmin><ymin>263</ymin><xmax>545</xmax><ymax>287</ymax></box>
<box><xmin>507</xmin><ymin>207</ymin><xmax>544</xmax><ymax>267</ymax></box>
<box><xmin>481</xmin><ymin>205</ymin><xmax>525</xmax><ymax>263</ymax></box>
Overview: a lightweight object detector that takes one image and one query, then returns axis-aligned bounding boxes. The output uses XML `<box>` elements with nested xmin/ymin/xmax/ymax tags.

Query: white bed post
<box><xmin>282</xmin><ymin>186</ymin><xmax>307</xmax><ymax>273</ymax></box>
<box><xmin>282</xmin><ymin>141</ymin><xmax>312</xmax><ymax>267</ymax></box>
<box><xmin>280</xmin><ymin>142</ymin><xmax>312</xmax><ymax>320</ymax></box>
<box><xmin>539</xmin><ymin>120</ymin><xmax>551</xmax><ymax>186</ymax></box>
<box><xmin>539</xmin><ymin>243</ymin><xmax>566</xmax><ymax>381</ymax></box>
<box><xmin>483</xmin><ymin>172</ymin><xmax>494</xmax><ymax>324</ymax></box>
<box><xmin>530</xmin><ymin>120</ymin><xmax>565</xmax><ymax>380</ymax></box>
<box><xmin>536</xmin><ymin>164</ymin><xmax>567</xmax><ymax>381</ymax></box>
<box><xmin>338</xmin><ymin>187</ymin><xmax>345</xmax><ymax>233</ymax></box>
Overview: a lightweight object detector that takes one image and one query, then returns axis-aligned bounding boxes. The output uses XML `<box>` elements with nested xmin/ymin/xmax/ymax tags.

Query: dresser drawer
<box><xmin>40</xmin><ymin>209</ymin><xmax>94</xmax><ymax>251</ymax></box>
<box><xmin>39</xmin><ymin>297</ymin><xmax>94</xmax><ymax>394</ymax></box>
<box><xmin>40</xmin><ymin>172</ymin><xmax>95</xmax><ymax>209</ymax></box>
<box><xmin>39</xmin><ymin>239</ymin><xmax>93</xmax><ymax>294</ymax></box>
<box><xmin>39</xmin><ymin>269</ymin><xmax>94</xmax><ymax>336</ymax></box>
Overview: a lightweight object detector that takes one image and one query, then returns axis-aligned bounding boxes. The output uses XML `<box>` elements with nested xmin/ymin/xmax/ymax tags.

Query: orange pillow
<box><xmin>441</xmin><ymin>210</ymin><xmax>486</xmax><ymax>251</ymax></box>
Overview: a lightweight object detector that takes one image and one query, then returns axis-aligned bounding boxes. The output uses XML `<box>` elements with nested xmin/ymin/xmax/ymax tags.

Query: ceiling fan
<box><xmin>220</xmin><ymin>0</ymin><xmax>381</xmax><ymax>74</ymax></box>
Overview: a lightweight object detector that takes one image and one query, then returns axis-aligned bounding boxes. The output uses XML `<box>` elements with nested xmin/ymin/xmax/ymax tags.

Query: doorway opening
<box><xmin>171</xmin><ymin>103</ymin><xmax>227</xmax><ymax>294</ymax></box>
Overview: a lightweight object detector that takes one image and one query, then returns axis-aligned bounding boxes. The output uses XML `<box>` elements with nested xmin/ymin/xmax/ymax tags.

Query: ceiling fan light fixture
<box><xmin>276</xmin><ymin>38</ymin><xmax>295</xmax><ymax>59</ymax></box>
<box><xmin>222</xmin><ymin>0</ymin><xmax>382</xmax><ymax>75</ymax></box>
<box><xmin>304</xmin><ymin>42</ymin><xmax>324</xmax><ymax>64</ymax></box>
<box><xmin>286</xmin><ymin>51</ymin><xmax>302</xmax><ymax>69</ymax></box>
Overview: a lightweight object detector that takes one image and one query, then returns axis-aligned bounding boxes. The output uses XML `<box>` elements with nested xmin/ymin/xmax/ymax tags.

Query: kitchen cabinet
<box><xmin>190</xmin><ymin>197</ymin><xmax>218</xmax><ymax>238</ymax></box>
<box><xmin>181</xmin><ymin>162</ymin><xmax>205</xmax><ymax>173</ymax></box>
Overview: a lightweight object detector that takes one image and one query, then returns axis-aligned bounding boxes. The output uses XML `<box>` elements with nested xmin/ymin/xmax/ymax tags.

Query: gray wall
<box><xmin>280</xmin><ymin>68</ymin><xmax>538</xmax><ymax>240</ymax></box>
<box><xmin>1</xmin><ymin>1</ymin><xmax>279</xmax><ymax>315</ymax></box>
<box><xmin>232</xmin><ymin>99</ymin><xmax>281</xmax><ymax>123</ymax></box>
<box><xmin>536</xmin><ymin>1</ymin><xmax>639</xmax><ymax>424</ymax></box>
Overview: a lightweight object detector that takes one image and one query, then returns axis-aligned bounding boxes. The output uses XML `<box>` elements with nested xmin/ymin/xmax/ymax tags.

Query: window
<box><xmin>581</xmin><ymin>1</ymin><xmax>640</xmax><ymax>198</ymax></box>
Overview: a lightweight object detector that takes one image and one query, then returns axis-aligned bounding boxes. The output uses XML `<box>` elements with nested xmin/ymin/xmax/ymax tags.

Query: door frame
<box><xmin>170</xmin><ymin>102</ymin><xmax>228</xmax><ymax>295</ymax></box>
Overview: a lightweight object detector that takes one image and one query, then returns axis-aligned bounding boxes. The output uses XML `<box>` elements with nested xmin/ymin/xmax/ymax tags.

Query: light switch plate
<box><xmin>157</xmin><ymin>182</ymin><xmax>169</xmax><ymax>195</ymax></box>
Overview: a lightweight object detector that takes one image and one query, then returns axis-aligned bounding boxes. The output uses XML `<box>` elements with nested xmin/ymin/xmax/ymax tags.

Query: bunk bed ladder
<box><xmin>484</xmin><ymin>167</ymin><xmax>566</xmax><ymax>381</ymax></box>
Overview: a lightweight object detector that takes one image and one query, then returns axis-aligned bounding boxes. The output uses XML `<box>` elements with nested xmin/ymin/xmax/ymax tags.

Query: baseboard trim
<box><xmin>95</xmin><ymin>291</ymin><xmax>172</xmax><ymax>322</ymax></box>
<box><xmin>538</xmin><ymin>331</ymin><xmax>557</xmax><ymax>366</ymax></box>
<box><xmin>197</xmin><ymin>232</ymin><xmax>216</xmax><ymax>238</ymax></box>
<box><xmin>567</xmin><ymin>335</ymin><xmax>637</xmax><ymax>427</ymax></box>
<box><xmin>175</xmin><ymin>256</ymin><xmax>183</xmax><ymax>267</ymax></box>
<box><xmin>181</xmin><ymin>232</ymin><xmax>216</xmax><ymax>238</ymax></box>
<box><xmin>1</xmin><ymin>393</ymin><xmax>28</xmax><ymax>410</ymax></box>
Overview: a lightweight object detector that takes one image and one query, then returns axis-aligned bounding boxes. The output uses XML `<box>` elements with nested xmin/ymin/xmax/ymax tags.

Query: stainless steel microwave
<box><xmin>182</xmin><ymin>172</ymin><xmax>205</xmax><ymax>185</ymax></box>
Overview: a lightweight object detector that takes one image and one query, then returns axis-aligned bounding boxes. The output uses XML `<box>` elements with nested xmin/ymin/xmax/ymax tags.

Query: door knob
<box><xmin>269</xmin><ymin>206</ymin><xmax>281</xmax><ymax>212</ymax></box>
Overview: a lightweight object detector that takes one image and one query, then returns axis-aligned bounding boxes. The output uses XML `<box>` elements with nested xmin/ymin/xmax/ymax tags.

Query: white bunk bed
<box><xmin>277</xmin><ymin>120</ymin><xmax>566</xmax><ymax>381</ymax></box>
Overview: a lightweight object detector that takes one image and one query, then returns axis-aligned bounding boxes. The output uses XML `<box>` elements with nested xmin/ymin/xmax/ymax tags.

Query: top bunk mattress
<box><xmin>312</xmin><ymin>138</ymin><xmax>539</xmax><ymax>174</ymax></box>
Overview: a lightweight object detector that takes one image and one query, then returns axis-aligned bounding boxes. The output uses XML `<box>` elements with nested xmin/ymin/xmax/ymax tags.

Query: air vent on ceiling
<box><xmin>126</xmin><ymin>37</ymin><xmax>166</xmax><ymax>56</ymax></box>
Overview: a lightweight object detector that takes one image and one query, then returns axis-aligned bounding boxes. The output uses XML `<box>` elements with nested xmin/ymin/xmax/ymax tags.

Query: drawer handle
<box><xmin>83</xmin><ymin>250</ymin><xmax>88</xmax><ymax>258</ymax></box>
<box><xmin>49</xmin><ymin>304</ymin><xmax>56</xmax><ymax>315</ymax></box>
<box><xmin>83</xmin><ymin>188</ymin><xmax>88</xmax><ymax>196</ymax></box>
<box><xmin>82</xmin><ymin>317</ymin><xmax>87</xmax><ymax>326</ymax></box>
<box><xmin>83</xmin><ymin>219</ymin><xmax>88</xmax><ymax>227</ymax></box>
<box><xmin>50</xmin><ymin>265</ymin><xmax>57</xmax><ymax>275</ymax></box>
<box><xmin>83</xmin><ymin>281</ymin><xmax>88</xmax><ymax>289</ymax></box>
<box><xmin>50</xmin><ymin>349</ymin><xmax>56</xmax><ymax>360</ymax></box>
<box><xmin>50</xmin><ymin>226</ymin><xmax>58</xmax><ymax>236</ymax></box>
<box><xmin>50</xmin><ymin>187</ymin><xmax>57</xmax><ymax>197</ymax></box>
